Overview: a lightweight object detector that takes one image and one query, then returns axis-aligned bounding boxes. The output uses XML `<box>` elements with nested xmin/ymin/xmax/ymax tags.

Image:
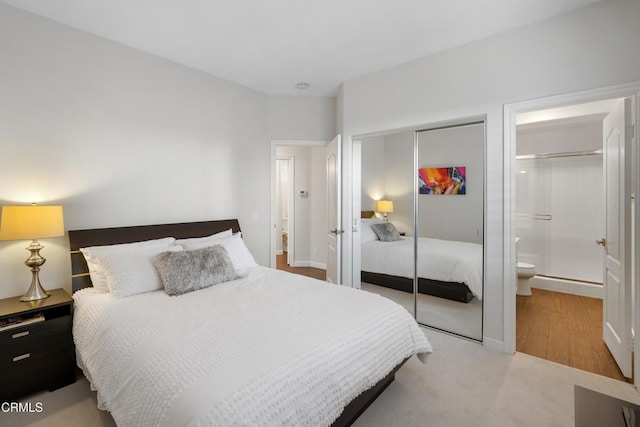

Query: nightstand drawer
<box><xmin>0</xmin><ymin>344</ymin><xmax>74</xmax><ymax>373</ymax></box>
<box><xmin>0</xmin><ymin>316</ymin><xmax>72</xmax><ymax>365</ymax></box>
<box><xmin>0</xmin><ymin>346</ymin><xmax>75</xmax><ymax>400</ymax></box>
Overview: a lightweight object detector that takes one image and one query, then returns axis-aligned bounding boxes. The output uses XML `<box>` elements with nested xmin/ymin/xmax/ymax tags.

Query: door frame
<box><xmin>503</xmin><ymin>82</ymin><xmax>640</xmax><ymax>386</ymax></box>
<box><xmin>270</xmin><ymin>139</ymin><xmax>329</xmax><ymax>269</ymax></box>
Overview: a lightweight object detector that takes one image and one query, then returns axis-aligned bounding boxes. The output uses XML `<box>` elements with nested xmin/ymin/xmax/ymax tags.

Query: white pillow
<box><xmin>361</xmin><ymin>218</ymin><xmax>385</xmax><ymax>243</ymax></box>
<box><xmin>101</xmin><ymin>246</ymin><xmax>183</xmax><ymax>298</ymax></box>
<box><xmin>181</xmin><ymin>233</ymin><xmax>258</xmax><ymax>274</ymax></box>
<box><xmin>174</xmin><ymin>228</ymin><xmax>232</xmax><ymax>246</ymax></box>
<box><xmin>80</xmin><ymin>237</ymin><xmax>175</xmax><ymax>293</ymax></box>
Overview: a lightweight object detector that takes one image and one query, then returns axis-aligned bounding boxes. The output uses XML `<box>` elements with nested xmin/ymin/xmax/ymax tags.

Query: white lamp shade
<box><xmin>376</xmin><ymin>200</ymin><xmax>394</xmax><ymax>213</ymax></box>
<box><xmin>0</xmin><ymin>205</ymin><xmax>64</xmax><ymax>240</ymax></box>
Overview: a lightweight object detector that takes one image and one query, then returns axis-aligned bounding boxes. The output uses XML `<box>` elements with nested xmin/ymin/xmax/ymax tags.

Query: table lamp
<box><xmin>376</xmin><ymin>200</ymin><xmax>394</xmax><ymax>221</ymax></box>
<box><xmin>0</xmin><ymin>205</ymin><xmax>64</xmax><ymax>301</ymax></box>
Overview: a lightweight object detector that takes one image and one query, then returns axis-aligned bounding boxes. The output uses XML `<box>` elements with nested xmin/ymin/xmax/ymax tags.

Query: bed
<box><xmin>360</xmin><ymin>212</ymin><xmax>482</xmax><ymax>303</ymax></box>
<box><xmin>69</xmin><ymin>219</ymin><xmax>432</xmax><ymax>427</ymax></box>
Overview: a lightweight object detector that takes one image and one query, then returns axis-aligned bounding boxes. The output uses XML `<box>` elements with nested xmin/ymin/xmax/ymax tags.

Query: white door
<box><xmin>326</xmin><ymin>135</ymin><xmax>342</xmax><ymax>284</ymax></box>
<box><xmin>601</xmin><ymin>98</ymin><xmax>633</xmax><ymax>378</ymax></box>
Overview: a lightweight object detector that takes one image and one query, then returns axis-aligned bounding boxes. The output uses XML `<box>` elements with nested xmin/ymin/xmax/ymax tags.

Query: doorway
<box><xmin>504</xmin><ymin>84</ymin><xmax>640</xmax><ymax>386</ymax></box>
<box><xmin>275</xmin><ymin>157</ymin><xmax>294</xmax><ymax>268</ymax></box>
<box><xmin>270</xmin><ymin>141</ymin><xmax>329</xmax><ymax>282</ymax></box>
<box><xmin>514</xmin><ymin>98</ymin><xmax>626</xmax><ymax>380</ymax></box>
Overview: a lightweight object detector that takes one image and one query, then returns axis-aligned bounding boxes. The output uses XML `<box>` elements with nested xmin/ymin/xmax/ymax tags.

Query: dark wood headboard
<box><xmin>361</xmin><ymin>211</ymin><xmax>376</xmax><ymax>219</ymax></box>
<box><xmin>69</xmin><ymin>219</ymin><xmax>241</xmax><ymax>293</ymax></box>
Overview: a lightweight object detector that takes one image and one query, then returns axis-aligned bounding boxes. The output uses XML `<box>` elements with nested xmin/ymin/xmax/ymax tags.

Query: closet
<box><xmin>359</xmin><ymin>120</ymin><xmax>485</xmax><ymax>341</ymax></box>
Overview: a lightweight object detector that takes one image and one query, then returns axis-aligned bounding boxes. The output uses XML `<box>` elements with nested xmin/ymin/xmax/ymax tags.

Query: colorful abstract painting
<box><xmin>418</xmin><ymin>166</ymin><xmax>466</xmax><ymax>195</ymax></box>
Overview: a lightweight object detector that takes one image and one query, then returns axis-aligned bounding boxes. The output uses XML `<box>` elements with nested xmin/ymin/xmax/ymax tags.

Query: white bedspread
<box><xmin>73</xmin><ymin>266</ymin><xmax>432</xmax><ymax>427</ymax></box>
<box><xmin>361</xmin><ymin>237</ymin><xmax>483</xmax><ymax>299</ymax></box>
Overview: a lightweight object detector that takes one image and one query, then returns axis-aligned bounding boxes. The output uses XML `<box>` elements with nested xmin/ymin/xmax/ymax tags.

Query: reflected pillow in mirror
<box><xmin>361</xmin><ymin>218</ymin><xmax>385</xmax><ymax>242</ymax></box>
<box><xmin>371</xmin><ymin>222</ymin><xmax>401</xmax><ymax>242</ymax></box>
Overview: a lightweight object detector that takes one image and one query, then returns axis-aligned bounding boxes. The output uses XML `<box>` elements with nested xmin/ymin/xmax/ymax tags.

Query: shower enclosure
<box><xmin>516</xmin><ymin>120</ymin><xmax>604</xmax><ymax>284</ymax></box>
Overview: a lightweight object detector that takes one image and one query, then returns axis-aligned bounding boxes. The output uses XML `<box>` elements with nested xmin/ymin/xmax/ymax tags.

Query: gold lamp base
<box><xmin>20</xmin><ymin>240</ymin><xmax>50</xmax><ymax>302</ymax></box>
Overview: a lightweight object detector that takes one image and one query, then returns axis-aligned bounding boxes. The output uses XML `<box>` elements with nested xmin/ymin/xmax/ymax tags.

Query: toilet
<box><xmin>516</xmin><ymin>262</ymin><xmax>536</xmax><ymax>296</ymax></box>
<box><xmin>515</xmin><ymin>237</ymin><xmax>536</xmax><ymax>296</ymax></box>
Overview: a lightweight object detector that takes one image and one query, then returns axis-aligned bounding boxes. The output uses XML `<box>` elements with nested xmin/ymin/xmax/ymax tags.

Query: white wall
<box><xmin>360</xmin><ymin>136</ymin><xmax>386</xmax><ymax>211</ymax></box>
<box><xmin>360</xmin><ymin>132</ymin><xmax>415</xmax><ymax>234</ymax></box>
<box><xmin>342</xmin><ymin>0</ymin><xmax>640</xmax><ymax>347</ymax></box>
<box><xmin>382</xmin><ymin>132</ymin><xmax>414</xmax><ymax>235</ymax></box>
<box><xmin>268</xmin><ymin>96</ymin><xmax>336</xmax><ymax>141</ymax></box>
<box><xmin>0</xmin><ymin>5</ymin><xmax>270</xmax><ymax>299</ymax></box>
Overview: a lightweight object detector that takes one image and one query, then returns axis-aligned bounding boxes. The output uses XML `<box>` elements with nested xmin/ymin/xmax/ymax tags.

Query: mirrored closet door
<box><xmin>360</xmin><ymin>131</ymin><xmax>415</xmax><ymax>317</ymax></box>
<box><xmin>415</xmin><ymin>122</ymin><xmax>485</xmax><ymax>340</ymax></box>
<box><xmin>359</xmin><ymin>121</ymin><xmax>484</xmax><ymax>341</ymax></box>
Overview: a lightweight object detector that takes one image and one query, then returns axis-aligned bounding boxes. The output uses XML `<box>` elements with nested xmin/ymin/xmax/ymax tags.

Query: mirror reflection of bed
<box><xmin>358</xmin><ymin>123</ymin><xmax>484</xmax><ymax>341</ymax></box>
<box><xmin>360</xmin><ymin>212</ymin><xmax>482</xmax><ymax>339</ymax></box>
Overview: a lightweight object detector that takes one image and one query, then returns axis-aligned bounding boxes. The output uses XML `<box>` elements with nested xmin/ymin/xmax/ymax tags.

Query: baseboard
<box><xmin>290</xmin><ymin>261</ymin><xmax>327</xmax><ymax>270</ymax></box>
<box><xmin>531</xmin><ymin>276</ymin><xmax>603</xmax><ymax>299</ymax></box>
<box><xmin>290</xmin><ymin>261</ymin><xmax>310</xmax><ymax>268</ymax></box>
<box><xmin>482</xmin><ymin>336</ymin><xmax>505</xmax><ymax>353</ymax></box>
<box><xmin>276</xmin><ymin>250</ymin><xmax>283</xmax><ymax>256</ymax></box>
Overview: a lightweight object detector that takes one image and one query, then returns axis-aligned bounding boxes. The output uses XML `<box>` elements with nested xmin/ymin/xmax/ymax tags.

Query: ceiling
<box><xmin>2</xmin><ymin>0</ymin><xmax>601</xmax><ymax>96</ymax></box>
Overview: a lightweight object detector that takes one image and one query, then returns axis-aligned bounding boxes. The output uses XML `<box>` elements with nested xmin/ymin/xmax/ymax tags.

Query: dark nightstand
<box><xmin>0</xmin><ymin>288</ymin><xmax>75</xmax><ymax>401</ymax></box>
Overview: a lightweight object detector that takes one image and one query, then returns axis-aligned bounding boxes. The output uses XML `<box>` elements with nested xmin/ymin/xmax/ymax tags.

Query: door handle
<box><xmin>330</xmin><ymin>229</ymin><xmax>344</xmax><ymax>235</ymax></box>
<box><xmin>596</xmin><ymin>238</ymin><xmax>606</xmax><ymax>247</ymax></box>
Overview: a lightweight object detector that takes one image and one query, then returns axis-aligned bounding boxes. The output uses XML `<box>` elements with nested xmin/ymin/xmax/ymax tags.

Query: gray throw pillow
<box><xmin>370</xmin><ymin>222</ymin><xmax>401</xmax><ymax>242</ymax></box>
<box><xmin>153</xmin><ymin>245</ymin><xmax>236</xmax><ymax>296</ymax></box>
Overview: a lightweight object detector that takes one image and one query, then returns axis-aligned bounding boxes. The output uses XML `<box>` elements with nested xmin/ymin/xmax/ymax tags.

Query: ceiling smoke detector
<box><xmin>295</xmin><ymin>82</ymin><xmax>310</xmax><ymax>90</ymax></box>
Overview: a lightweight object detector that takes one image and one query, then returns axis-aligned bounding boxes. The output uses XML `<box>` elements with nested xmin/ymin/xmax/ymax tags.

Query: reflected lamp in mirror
<box><xmin>0</xmin><ymin>205</ymin><xmax>64</xmax><ymax>301</ymax></box>
<box><xmin>376</xmin><ymin>200</ymin><xmax>394</xmax><ymax>221</ymax></box>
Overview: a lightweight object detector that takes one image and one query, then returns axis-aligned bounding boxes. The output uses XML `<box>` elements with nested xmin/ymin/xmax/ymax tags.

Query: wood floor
<box><xmin>276</xmin><ymin>253</ymin><xmax>326</xmax><ymax>281</ymax></box>
<box><xmin>516</xmin><ymin>288</ymin><xmax>626</xmax><ymax>382</ymax></box>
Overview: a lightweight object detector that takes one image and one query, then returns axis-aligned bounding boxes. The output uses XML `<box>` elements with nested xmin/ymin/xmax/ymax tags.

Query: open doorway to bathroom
<box><xmin>514</xmin><ymin>97</ymin><xmax>635</xmax><ymax>382</ymax></box>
